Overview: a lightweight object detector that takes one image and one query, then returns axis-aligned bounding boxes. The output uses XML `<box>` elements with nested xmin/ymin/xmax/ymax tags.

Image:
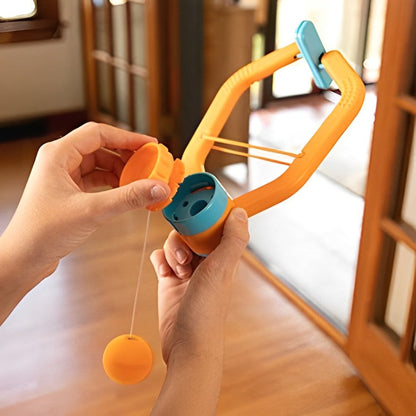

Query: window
<box><xmin>0</xmin><ymin>0</ymin><xmax>37</xmax><ymax>21</ymax></box>
<box><xmin>0</xmin><ymin>0</ymin><xmax>60</xmax><ymax>44</ymax></box>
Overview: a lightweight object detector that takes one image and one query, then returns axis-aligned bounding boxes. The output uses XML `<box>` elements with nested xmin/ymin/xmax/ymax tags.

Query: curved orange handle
<box><xmin>235</xmin><ymin>50</ymin><xmax>366</xmax><ymax>216</ymax></box>
<box><xmin>181</xmin><ymin>42</ymin><xmax>300</xmax><ymax>175</ymax></box>
<box><xmin>181</xmin><ymin>46</ymin><xmax>365</xmax><ymax>217</ymax></box>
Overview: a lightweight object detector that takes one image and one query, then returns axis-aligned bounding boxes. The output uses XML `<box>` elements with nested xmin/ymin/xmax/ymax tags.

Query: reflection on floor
<box><xmin>220</xmin><ymin>87</ymin><xmax>376</xmax><ymax>331</ymax></box>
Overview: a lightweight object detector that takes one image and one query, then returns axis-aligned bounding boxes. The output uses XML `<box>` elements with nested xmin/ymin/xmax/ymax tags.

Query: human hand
<box><xmin>150</xmin><ymin>208</ymin><xmax>249</xmax><ymax>415</ymax></box>
<box><xmin>150</xmin><ymin>207</ymin><xmax>250</xmax><ymax>363</ymax></box>
<box><xmin>1</xmin><ymin>122</ymin><xmax>171</xmax><ymax>281</ymax></box>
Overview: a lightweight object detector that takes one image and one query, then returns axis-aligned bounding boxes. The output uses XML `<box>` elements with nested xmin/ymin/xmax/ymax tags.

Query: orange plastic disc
<box><xmin>148</xmin><ymin>158</ymin><xmax>185</xmax><ymax>211</ymax></box>
<box><xmin>119</xmin><ymin>142</ymin><xmax>185</xmax><ymax>211</ymax></box>
<box><xmin>102</xmin><ymin>334</ymin><xmax>153</xmax><ymax>385</ymax></box>
<box><xmin>120</xmin><ymin>142</ymin><xmax>172</xmax><ymax>185</ymax></box>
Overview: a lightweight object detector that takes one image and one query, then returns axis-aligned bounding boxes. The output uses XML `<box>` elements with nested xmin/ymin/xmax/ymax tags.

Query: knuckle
<box><xmin>124</xmin><ymin>185</ymin><xmax>146</xmax><ymax>208</ymax></box>
<box><xmin>37</xmin><ymin>141</ymin><xmax>59</xmax><ymax>161</ymax></box>
<box><xmin>38</xmin><ymin>141</ymin><xmax>53</xmax><ymax>154</ymax></box>
<box><xmin>79</xmin><ymin>121</ymin><xmax>102</xmax><ymax>138</ymax></box>
<box><xmin>150</xmin><ymin>249</ymin><xmax>162</xmax><ymax>266</ymax></box>
<box><xmin>163</xmin><ymin>230</ymin><xmax>180</xmax><ymax>252</ymax></box>
<box><xmin>83</xmin><ymin>121</ymin><xmax>99</xmax><ymax>131</ymax></box>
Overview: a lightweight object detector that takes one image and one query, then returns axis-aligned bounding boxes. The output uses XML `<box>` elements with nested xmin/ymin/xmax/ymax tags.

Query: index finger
<box><xmin>66</xmin><ymin>122</ymin><xmax>157</xmax><ymax>154</ymax></box>
<box><xmin>53</xmin><ymin>122</ymin><xmax>158</xmax><ymax>172</ymax></box>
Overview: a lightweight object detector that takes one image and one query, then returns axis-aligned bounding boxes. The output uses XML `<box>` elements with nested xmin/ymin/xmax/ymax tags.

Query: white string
<box><xmin>129</xmin><ymin>210</ymin><xmax>151</xmax><ymax>338</ymax></box>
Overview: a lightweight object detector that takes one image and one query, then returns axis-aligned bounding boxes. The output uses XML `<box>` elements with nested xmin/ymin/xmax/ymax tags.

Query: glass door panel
<box><xmin>93</xmin><ymin>1</ymin><xmax>109</xmax><ymax>52</ymax></box>
<box><xmin>130</xmin><ymin>3</ymin><xmax>146</xmax><ymax>67</ymax></box>
<box><xmin>112</xmin><ymin>3</ymin><xmax>128</xmax><ymax>60</ymax></box>
<box><xmin>96</xmin><ymin>61</ymin><xmax>112</xmax><ymax>115</ymax></box>
<box><xmin>134</xmin><ymin>76</ymin><xmax>147</xmax><ymax>133</ymax></box>
<box><xmin>402</xmin><ymin>124</ymin><xmax>416</xmax><ymax>228</ymax></box>
<box><xmin>384</xmin><ymin>242</ymin><xmax>415</xmax><ymax>337</ymax></box>
<box><xmin>114</xmin><ymin>68</ymin><xmax>129</xmax><ymax>124</ymax></box>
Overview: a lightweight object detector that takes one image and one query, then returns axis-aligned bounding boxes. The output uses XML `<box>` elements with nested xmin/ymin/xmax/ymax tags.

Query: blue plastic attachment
<box><xmin>295</xmin><ymin>20</ymin><xmax>332</xmax><ymax>89</ymax></box>
<box><xmin>162</xmin><ymin>172</ymin><xmax>229</xmax><ymax>236</ymax></box>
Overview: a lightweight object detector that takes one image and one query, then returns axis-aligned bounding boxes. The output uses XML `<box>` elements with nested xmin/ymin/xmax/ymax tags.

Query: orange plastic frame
<box><xmin>181</xmin><ymin>42</ymin><xmax>366</xmax><ymax>217</ymax></box>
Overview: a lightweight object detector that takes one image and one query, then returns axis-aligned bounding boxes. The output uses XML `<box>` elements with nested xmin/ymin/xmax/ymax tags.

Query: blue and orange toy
<box><xmin>102</xmin><ymin>21</ymin><xmax>366</xmax><ymax>384</ymax></box>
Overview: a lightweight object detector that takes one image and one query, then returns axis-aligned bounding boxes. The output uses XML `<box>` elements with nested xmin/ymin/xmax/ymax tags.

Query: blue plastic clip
<box><xmin>295</xmin><ymin>20</ymin><xmax>332</xmax><ymax>89</ymax></box>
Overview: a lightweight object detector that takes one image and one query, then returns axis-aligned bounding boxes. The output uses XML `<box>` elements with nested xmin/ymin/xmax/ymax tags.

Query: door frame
<box><xmin>347</xmin><ymin>0</ymin><xmax>416</xmax><ymax>414</ymax></box>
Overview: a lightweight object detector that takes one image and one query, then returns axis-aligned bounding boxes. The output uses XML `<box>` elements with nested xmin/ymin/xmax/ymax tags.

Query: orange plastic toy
<box><xmin>106</xmin><ymin>21</ymin><xmax>366</xmax><ymax>384</ymax></box>
<box><xmin>118</xmin><ymin>21</ymin><xmax>365</xmax><ymax>256</ymax></box>
<box><xmin>163</xmin><ymin>21</ymin><xmax>366</xmax><ymax>255</ymax></box>
<box><xmin>119</xmin><ymin>142</ymin><xmax>185</xmax><ymax>211</ymax></box>
<box><xmin>103</xmin><ymin>334</ymin><xmax>153</xmax><ymax>384</ymax></box>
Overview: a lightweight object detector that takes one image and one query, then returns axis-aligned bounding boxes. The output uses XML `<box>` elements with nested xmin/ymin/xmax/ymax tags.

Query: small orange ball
<box><xmin>102</xmin><ymin>334</ymin><xmax>153</xmax><ymax>385</ymax></box>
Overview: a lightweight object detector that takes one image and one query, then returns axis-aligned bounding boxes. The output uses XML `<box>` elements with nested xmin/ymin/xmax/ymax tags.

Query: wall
<box><xmin>0</xmin><ymin>0</ymin><xmax>85</xmax><ymax>123</ymax></box>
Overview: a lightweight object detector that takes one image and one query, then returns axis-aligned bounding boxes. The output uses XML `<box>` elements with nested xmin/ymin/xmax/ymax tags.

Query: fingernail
<box><xmin>158</xmin><ymin>263</ymin><xmax>171</xmax><ymax>277</ymax></box>
<box><xmin>151</xmin><ymin>185</ymin><xmax>169</xmax><ymax>201</ymax></box>
<box><xmin>176</xmin><ymin>265</ymin><xmax>190</xmax><ymax>279</ymax></box>
<box><xmin>175</xmin><ymin>248</ymin><xmax>188</xmax><ymax>264</ymax></box>
<box><xmin>233</xmin><ymin>207</ymin><xmax>248</xmax><ymax>222</ymax></box>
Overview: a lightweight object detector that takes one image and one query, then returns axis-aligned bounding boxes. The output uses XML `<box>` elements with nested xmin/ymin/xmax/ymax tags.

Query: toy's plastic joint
<box><xmin>295</xmin><ymin>20</ymin><xmax>332</xmax><ymax>89</ymax></box>
<box><xmin>163</xmin><ymin>172</ymin><xmax>229</xmax><ymax>236</ymax></box>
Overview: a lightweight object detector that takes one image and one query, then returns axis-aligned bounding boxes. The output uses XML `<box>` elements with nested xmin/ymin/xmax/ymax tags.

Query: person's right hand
<box><xmin>150</xmin><ymin>207</ymin><xmax>250</xmax><ymax>364</ymax></box>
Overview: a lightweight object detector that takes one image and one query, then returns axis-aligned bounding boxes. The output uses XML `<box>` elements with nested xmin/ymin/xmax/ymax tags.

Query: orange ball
<box><xmin>102</xmin><ymin>334</ymin><xmax>153</xmax><ymax>385</ymax></box>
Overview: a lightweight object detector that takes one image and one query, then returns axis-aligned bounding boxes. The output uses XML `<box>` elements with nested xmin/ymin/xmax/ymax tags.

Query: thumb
<box><xmin>213</xmin><ymin>207</ymin><xmax>250</xmax><ymax>262</ymax></box>
<box><xmin>199</xmin><ymin>207</ymin><xmax>250</xmax><ymax>279</ymax></box>
<box><xmin>91</xmin><ymin>179</ymin><xmax>171</xmax><ymax>220</ymax></box>
<box><xmin>187</xmin><ymin>207</ymin><xmax>249</xmax><ymax>318</ymax></box>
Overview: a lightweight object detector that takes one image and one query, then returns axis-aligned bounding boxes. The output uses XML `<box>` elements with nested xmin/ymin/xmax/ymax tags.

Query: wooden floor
<box><xmin>0</xmin><ymin>136</ymin><xmax>386</xmax><ymax>415</ymax></box>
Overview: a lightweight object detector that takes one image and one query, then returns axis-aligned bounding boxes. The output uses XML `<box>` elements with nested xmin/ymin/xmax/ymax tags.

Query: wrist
<box><xmin>0</xmin><ymin>229</ymin><xmax>58</xmax><ymax>322</ymax></box>
<box><xmin>167</xmin><ymin>341</ymin><xmax>224</xmax><ymax>369</ymax></box>
<box><xmin>164</xmin><ymin>319</ymin><xmax>226</xmax><ymax>362</ymax></box>
<box><xmin>1</xmin><ymin>208</ymin><xmax>60</xmax><ymax>279</ymax></box>
<box><xmin>152</xmin><ymin>347</ymin><xmax>224</xmax><ymax>416</ymax></box>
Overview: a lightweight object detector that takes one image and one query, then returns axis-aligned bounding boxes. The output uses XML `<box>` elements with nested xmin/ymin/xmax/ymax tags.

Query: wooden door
<box><xmin>81</xmin><ymin>0</ymin><xmax>161</xmax><ymax>137</ymax></box>
<box><xmin>347</xmin><ymin>0</ymin><xmax>416</xmax><ymax>414</ymax></box>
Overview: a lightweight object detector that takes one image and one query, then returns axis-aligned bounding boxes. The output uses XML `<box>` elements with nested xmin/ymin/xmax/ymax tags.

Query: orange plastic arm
<box><xmin>182</xmin><ymin>45</ymin><xmax>365</xmax><ymax>217</ymax></box>
<box><xmin>234</xmin><ymin>50</ymin><xmax>365</xmax><ymax>216</ymax></box>
<box><xmin>181</xmin><ymin>42</ymin><xmax>301</xmax><ymax>175</ymax></box>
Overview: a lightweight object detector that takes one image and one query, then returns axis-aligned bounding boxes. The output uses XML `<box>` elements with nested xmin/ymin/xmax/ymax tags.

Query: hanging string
<box><xmin>129</xmin><ymin>210</ymin><xmax>151</xmax><ymax>338</ymax></box>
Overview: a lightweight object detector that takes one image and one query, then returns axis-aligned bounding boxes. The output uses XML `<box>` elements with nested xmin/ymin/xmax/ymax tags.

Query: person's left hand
<box><xmin>149</xmin><ymin>208</ymin><xmax>249</xmax><ymax>416</ymax></box>
<box><xmin>151</xmin><ymin>208</ymin><xmax>250</xmax><ymax>363</ymax></box>
<box><xmin>1</xmin><ymin>122</ymin><xmax>171</xmax><ymax>280</ymax></box>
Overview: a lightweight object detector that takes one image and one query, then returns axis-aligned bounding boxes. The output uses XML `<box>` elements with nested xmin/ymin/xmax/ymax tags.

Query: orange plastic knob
<box><xmin>119</xmin><ymin>142</ymin><xmax>185</xmax><ymax>211</ymax></box>
<box><xmin>102</xmin><ymin>334</ymin><xmax>153</xmax><ymax>385</ymax></box>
